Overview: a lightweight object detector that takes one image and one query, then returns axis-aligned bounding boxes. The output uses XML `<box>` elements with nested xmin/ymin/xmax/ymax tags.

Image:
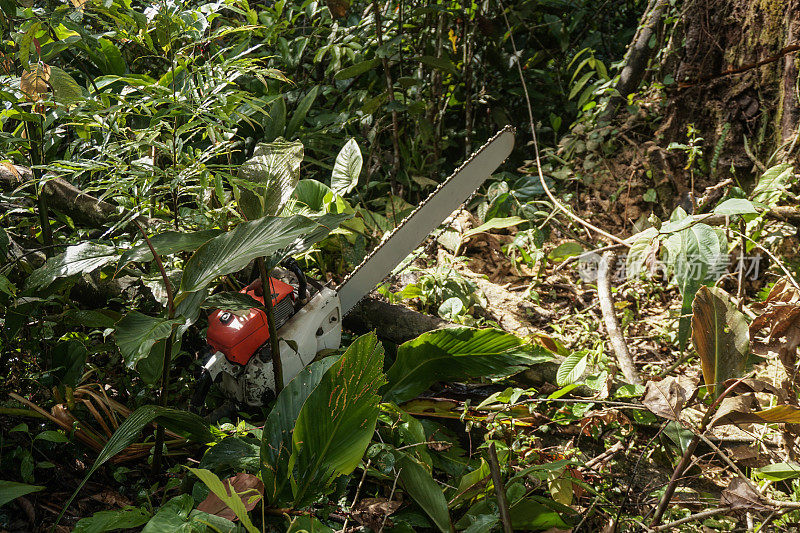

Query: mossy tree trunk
<box><xmin>654</xmin><ymin>0</ymin><xmax>800</xmax><ymax>195</ymax></box>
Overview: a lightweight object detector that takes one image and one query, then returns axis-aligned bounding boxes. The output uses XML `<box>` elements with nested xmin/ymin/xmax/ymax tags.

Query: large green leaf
<box><xmin>235</xmin><ymin>139</ymin><xmax>303</xmax><ymax>220</ymax></box>
<box><xmin>331</xmin><ymin>138</ymin><xmax>362</xmax><ymax>195</ymax></box>
<box><xmin>383</xmin><ymin>328</ymin><xmax>552</xmax><ymax>404</ymax></box>
<box><xmin>691</xmin><ymin>286</ymin><xmax>749</xmax><ymax>396</ymax></box>
<box><xmin>179</xmin><ymin>213</ymin><xmax>349</xmax><ymax>294</ymax></box>
<box><xmin>26</xmin><ymin>242</ymin><xmax>118</xmax><ymax>290</ymax></box>
<box><xmin>114</xmin><ymin>311</ymin><xmax>180</xmax><ymax>371</ymax></box>
<box><xmin>141</xmin><ymin>494</ymin><xmax>236</xmax><ymax>533</ymax></box>
<box><xmin>261</xmin><ymin>357</ymin><xmax>338</xmax><ymax>505</ymax></box>
<box><xmin>290</xmin><ymin>333</ymin><xmax>385</xmax><ymax>506</ymax></box>
<box><xmin>0</xmin><ymin>480</ymin><xmax>44</xmax><ymax>507</ymax></box>
<box><xmin>117</xmin><ymin>229</ymin><xmax>223</xmax><ymax>271</ymax></box>
<box><xmin>58</xmin><ymin>406</ymin><xmax>211</xmax><ymax>527</ymax></box>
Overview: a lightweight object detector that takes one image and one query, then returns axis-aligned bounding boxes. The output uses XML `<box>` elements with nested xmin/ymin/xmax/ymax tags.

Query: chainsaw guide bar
<box><xmin>336</xmin><ymin>125</ymin><xmax>515</xmax><ymax>314</ymax></box>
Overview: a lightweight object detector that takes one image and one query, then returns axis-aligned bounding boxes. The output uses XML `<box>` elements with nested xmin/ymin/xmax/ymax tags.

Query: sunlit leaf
<box><xmin>179</xmin><ymin>213</ymin><xmax>349</xmax><ymax>293</ymax></box>
<box><xmin>331</xmin><ymin>138</ymin><xmax>362</xmax><ymax>195</ymax></box>
<box><xmin>26</xmin><ymin>242</ymin><xmax>118</xmax><ymax>290</ymax></box>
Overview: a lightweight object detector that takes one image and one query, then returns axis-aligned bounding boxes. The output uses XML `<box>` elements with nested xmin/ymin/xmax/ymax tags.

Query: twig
<box><xmin>496</xmin><ymin>0</ymin><xmax>630</xmax><ymax>248</ymax></box>
<box><xmin>339</xmin><ymin>459</ymin><xmax>371</xmax><ymax>533</ymax></box>
<box><xmin>734</xmin><ymin>230</ymin><xmax>800</xmax><ymax>290</ymax></box>
<box><xmin>597</xmin><ymin>251</ymin><xmax>642</xmax><ymax>385</ymax></box>
<box><xmin>650</xmin><ymin>506</ymin><xmax>732</xmax><ymax>531</ymax></box>
<box><xmin>650</xmin><ymin>377</ymin><xmax>751</xmax><ymax>527</ymax></box>
<box><xmin>583</xmin><ymin>440</ymin><xmax>625</xmax><ymax>471</ymax></box>
<box><xmin>487</xmin><ymin>441</ymin><xmax>513</xmax><ymax>533</ymax></box>
<box><xmin>378</xmin><ymin>467</ymin><xmax>402</xmax><ymax>533</ymax></box>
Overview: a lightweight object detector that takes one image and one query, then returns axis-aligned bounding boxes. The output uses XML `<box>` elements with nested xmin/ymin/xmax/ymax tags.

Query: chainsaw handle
<box><xmin>281</xmin><ymin>257</ymin><xmax>307</xmax><ymax>301</ymax></box>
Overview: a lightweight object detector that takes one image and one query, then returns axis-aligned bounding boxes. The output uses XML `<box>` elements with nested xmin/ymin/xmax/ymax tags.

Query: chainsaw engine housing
<box><xmin>206</xmin><ymin>277</ymin><xmax>295</xmax><ymax>366</ymax></box>
<box><xmin>198</xmin><ymin>273</ymin><xmax>342</xmax><ymax>407</ymax></box>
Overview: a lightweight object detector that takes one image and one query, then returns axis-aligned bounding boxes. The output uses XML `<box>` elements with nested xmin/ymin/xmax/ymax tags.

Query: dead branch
<box><xmin>597</xmin><ymin>251</ymin><xmax>642</xmax><ymax>385</ymax></box>
<box><xmin>0</xmin><ymin>164</ymin><xmax>152</xmax><ymax>230</ymax></box>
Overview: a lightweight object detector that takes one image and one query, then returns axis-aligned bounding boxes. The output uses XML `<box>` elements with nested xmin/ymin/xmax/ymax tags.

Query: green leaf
<box><xmin>714</xmin><ymin>198</ymin><xmax>758</xmax><ymax>216</ymax></box>
<box><xmin>35</xmin><ymin>430</ymin><xmax>69</xmax><ymax>443</ymax></box>
<box><xmin>287</xmin><ymin>516</ymin><xmax>335</xmax><ymax>533</ymax></box>
<box><xmin>118</xmin><ymin>229</ymin><xmax>223</xmax><ymax>271</ymax></box>
<box><xmin>180</xmin><ymin>213</ymin><xmax>350</xmax><ymax>294</ymax></box>
<box><xmin>755</xmin><ymin>462</ymin><xmax>800</xmax><ymax>481</ymax></box>
<box><xmin>290</xmin><ymin>333</ymin><xmax>385</xmax><ymax>506</ymax></box>
<box><xmin>331</xmin><ymin>138</ymin><xmax>362</xmax><ymax>195</ymax></box>
<box><xmin>383</xmin><ymin>328</ymin><xmax>552</xmax><ymax>404</ymax></box>
<box><xmin>261</xmin><ymin>357</ymin><xmax>338</xmax><ymax>505</ymax></box>
<box><xmin>0</xmin><ymin>480</ymin><xmax>44</xmax><ymax>507</ymax></box>
<box><xmin>556</xmin><ymin>352</ymin><xmax>587</xmax><ymax>387</ymax></box>
<box><xmin>115</xmin><ymin>311</ymin><xmax>179</xmax><ymax>371</ymax></box>
<box><xmin>235</xmin><ymin>139</ymin><xmax>303</xmax><ymax>219</ymax></box>
<box><xmin>73</xmin><ymin>507</ymin><xmax>152</xmax><ymax>533</ymax></box>
<box><xmin>463</xmin><ymin>216</ymin><xmax>525</xmax><ymax>239</ymax></box>
<box><xmin>548</xmin><ymin>241</ymin><xmax>584</xmax><ymax>261</ymax></box>
<box><xmin>265</xmin><ymin>97</ymin><xmax>286</xmax><ymax>141</ymax></box>
<box><xmin>51</xmin><ymin>340</ymin><xmax>87</xmax><ymax>388</ymax></box>
<box><xmin>334</xmin><ymin>58</ymin><xmax>381</xmax><ymax>80</ymax></box>
<box><xmin>418</xmin><ymin>55</ymin><xmax>458</xmax><ymax>77</ymax></box>
<box><xmin>142</xmin><ymin>494</ymin><xmax>234</xmax><ymax>533</ymax></box>
<box><xmin>26</xmin><ymin>242</ymin><xmax>118</xmax><ymax>290</ymax></box>
<box><xmin>200</xmin><ymin>436</ymin><xmax>261</xmax><ymax>474</ymax></box>
<box><xmin>691</xmin><ymin>286</ymin><xmax>749</xmax><ymax>396</ymax></box>
<box><xmin>48</xmin><ymin>66</ymin><xmax>83</xmax><ymax>105</ymax></box>
<box><xmin>286</xmin><ymin>86</ymin><xmax>320</xmax><ymax>138</ymax></box>
<box><xmin>293</xmin><ymin>179</ymin><xmax>333</xmax><ymax>213</ymax></box>
<box><xmin>58</xmin><ymin>407</ymin><xmax>211</xmax><ymax>527</ymax></box>
<box><xmin>390</xmin><ymin>448</ymin><xmax>453</xmax><ymax>532</ymax></box>
<box><xmin>187</xmin><ymin>468</ymin><xmax>260</xmax><ymax>533</ymax></box>
<box><xmin>202</xmin><ymin>292</ymin><xmax>263</xmax><ymax>312</ymax></box>
<box><xmin>751</xmin><ymin>163</ymin><xmax>793</xmax><ymax>206</ymax></box>
<box><xmin>437</xmin><ymin>297</ymin><xmax>464</xmax><ymax>320</ymax></box>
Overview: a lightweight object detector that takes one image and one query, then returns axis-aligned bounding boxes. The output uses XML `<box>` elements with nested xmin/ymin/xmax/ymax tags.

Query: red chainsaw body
<box><xmin>206</xmin><ymin>277</ymin><xmax>295</xmax><ymax>366</ymax></box>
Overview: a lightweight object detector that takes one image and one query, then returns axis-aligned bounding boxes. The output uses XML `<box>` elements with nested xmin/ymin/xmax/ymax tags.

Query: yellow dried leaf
<box><xmin>70</xmin><ymin>0</ymin><xmax>90</xmax><ymax>10</ymax></box>
<box><xmin>20</xmin><ymin>63</ymin><xmax>51</xmax><ymax>101</ymax></box>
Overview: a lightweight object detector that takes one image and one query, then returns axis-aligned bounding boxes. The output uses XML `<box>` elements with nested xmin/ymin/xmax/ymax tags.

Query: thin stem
<box><xmin>487</xmin><ymin>441</ymin><xmax>513</xmax><ymax>533</ymax></box>
<box><xmin>496</xmin><ymin>0</ymin><xmax>629</xmax><ymax>248</ymax></box>
<box><xmin>132</xmin><ymin>220</ymin><xmax>176</xmax><ymax>475</ymax></box>
<box><xmin>372</xmin><ymin>0</ymin><xmax>401</xmax><ymax>191</ymax></box>
<box><xmin>28</xmin><ymin>115</ymin><xmax>53</xmax><ymax>256</ymax></box>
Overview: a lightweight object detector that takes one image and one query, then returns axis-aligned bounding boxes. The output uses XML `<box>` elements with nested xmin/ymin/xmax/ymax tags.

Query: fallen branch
<box><xmin>597</xmin><ymin>251</ymin><xmax>642</xmax><ymax>385</ymax></box>
<box><xmin>0</xmin><ymin>164</ymin><xmax>152</xmax><ymax>230</ymax></box>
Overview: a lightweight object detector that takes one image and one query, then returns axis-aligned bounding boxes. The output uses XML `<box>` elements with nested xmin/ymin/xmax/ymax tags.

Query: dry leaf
<box><xmin>719</xmin><ymin>377</ymin><xmax>786</xmax><ymax>401</ymax></box>
<box><xmin>21</xmin><ymin>63</ymin><xmax>51</xmax><ymax>101</ymax></box>
<box><xmin>326</xmin><ymin>0</ymin><xmax>350</xmax><ymax>18</ymax></box>
<box><xmin>720</xmin><ymin>477</ymin><xmax>772</xmax><ymax>511</ymax></box>
<box><xmin>691</xmin><ymin>286</ymin><xmax>749</xmax><ymax>396</ymax></box>
<box><xmin>196</xmin><ymin>472</ymin><xmax>264</xmax><ymax>521</ymax></box>
<box><xmin>70</xmin><ymin>0</ymin><xmax>90</xmax><ymax>10</ymax></box>
<box><xmin>351</xmin><ymin>497</ymin><xmax>401</xmax><ymax>531</ymax></box>
<box><xmin>641</xmin><ymin>376</ymin><xmax>697</xmax><ymax>420</ymax></box>
<box><xmin>1</xmin><ymin>161</ymin><xmax>21</xmax><ymax>182</ymax></box>
<box><xmin>709</xmin><ymin>394</ymin><xmax>757</xmax><ymax>427</ymax></box>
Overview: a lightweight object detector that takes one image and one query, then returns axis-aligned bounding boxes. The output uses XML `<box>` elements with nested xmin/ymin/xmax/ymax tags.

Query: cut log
<box><xmin>344</xmin><ymin>297</ymin><xmax>455</xmax><ymax>344</ymax></box>
<box><xmin>0</xmin><ymin>164</ymin><xmax>152</xmax><ymax>230</ymax></box>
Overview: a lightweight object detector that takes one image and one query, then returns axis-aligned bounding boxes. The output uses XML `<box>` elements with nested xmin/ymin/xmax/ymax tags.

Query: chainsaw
<box><xmin>191</xmin><ymin>127</ymin><xmax>515</xmax><ymax>409</ymax></box>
